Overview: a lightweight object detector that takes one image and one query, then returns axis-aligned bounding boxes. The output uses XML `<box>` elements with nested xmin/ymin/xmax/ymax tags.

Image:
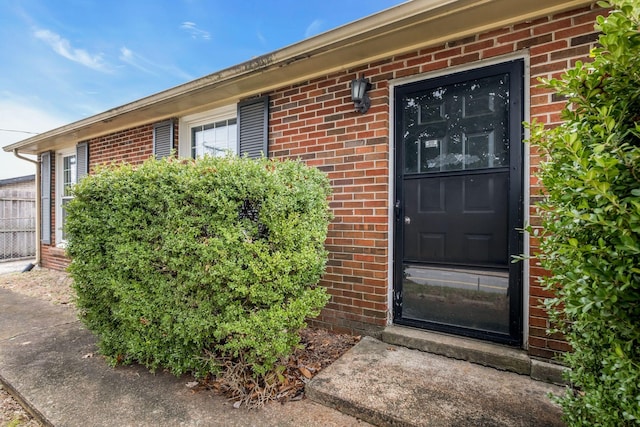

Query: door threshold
<box><xmin>381</xmin><ymin>324</ymin><xmax>567</xmax><ymax>385</ymax></box>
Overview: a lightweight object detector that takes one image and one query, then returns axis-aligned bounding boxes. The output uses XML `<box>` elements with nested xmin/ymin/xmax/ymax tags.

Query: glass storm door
<box><xmin>393</xmin><ymin>60</ymin><xmax>524</xmax><ymax>345</ymax></box>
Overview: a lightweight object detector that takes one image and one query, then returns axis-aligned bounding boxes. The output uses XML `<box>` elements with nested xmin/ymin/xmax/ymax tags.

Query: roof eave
<box><xmin>4</xmin><ymin>0</ymin><xmax>595</xmax><ymax>155</ymax></box>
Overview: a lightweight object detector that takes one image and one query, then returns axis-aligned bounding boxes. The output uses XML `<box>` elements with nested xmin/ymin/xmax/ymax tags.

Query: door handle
<box><xmin>404</xmin><ymin>216</ymin><xmax>411</xmax><ymax>225</ymax></box>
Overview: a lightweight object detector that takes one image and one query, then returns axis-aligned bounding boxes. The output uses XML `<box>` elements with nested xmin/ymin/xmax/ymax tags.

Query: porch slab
<box><xmin>306</xmin><ymin>336</ymin><xmax>566</xmax><ymax>427</ymax></box>
<box><xmin>381</xmin><ymin>325</ymin><xmax>566</xmax><ymax>384</ymax></box>
<box><xmin>381</xmin><ymin>325</ymin><xmax>531</xmax><ymax>374</ymax></box>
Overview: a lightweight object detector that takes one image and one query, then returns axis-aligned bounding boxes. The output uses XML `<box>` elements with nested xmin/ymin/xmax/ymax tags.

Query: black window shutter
<box><xmin>238</xmin><ymin>96</ymin><xmax>269</xmax><ymax>159</ymax></box>
<box><xmin>76</xmin><ymin>142</ymin><xmax>89</xmax><ymax>180</ymax></box>
<box><xmin>153</xmin><ymin>119</ymin><xmax>174</xmax><ymax>159</ymax></box>
<box><xmin>40</xmin><ymin>151</ymin><xmax>52</xmax><ymax>245</ymax></box>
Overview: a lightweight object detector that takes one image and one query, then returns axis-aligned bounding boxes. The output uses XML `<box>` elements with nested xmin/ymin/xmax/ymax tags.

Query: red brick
<box><xmin>497</xmin><ymin>28</ymin><xmax>532</xmax><ymax>44</ymax></box>
<box><xmin>530</xmin><ymin>40</ymin><xmax>568</xmax><ymax>56</ymax></box>
<box><xmin>434</xmin><ymin>47</ymin><xmax>462</xmax><ymax>60</ymax></box>
<box><xmin>481</xmin><ymin>44</ymin><xmax>515</xmax><ymax>58</ymax></box>
<box><xmin>555</xmin><ymin>22</ymin><xmax>598</xmax><ymax>40</ymax></box>
<box><xmin>396</xmin><ymin>66</ymin><xmax>421</xmax><ymax>78</ymax></box>
<box><xmin>479</xmin><ymin>27</ymin><xmax>511</xmax><ymax>40</ymax></box>
<box><xmin>517</xmin><ymin>33</ymin><xmax>553</xmax><ymax>50</ymax></box>
<box><xmin>573</xmin><ymin>8</ymin><xmax>608</xmax><ymax>25</ymax></box>
<box><xmin>463</xmin><ymin>39</ymin><xmax>494</xmax><ymax>53</ymax></box>
<box><xmin>532</xmin><ymin>18</ymin><xmax>573</xmax><ymax>36</ymax></box>
<box><xmin>550</xmin><ymin>45</ymin><xmax>590</xmax><ymax>61</ymax></box>
<box><xmin>450</xmin><ymin>52</ymin><xmax>480</xmax><ymax>66</ymax></box>
<box><xmin>531</xmin><ymin>60</ymin><xmax>569</xmax><ymax>76</ymax></box>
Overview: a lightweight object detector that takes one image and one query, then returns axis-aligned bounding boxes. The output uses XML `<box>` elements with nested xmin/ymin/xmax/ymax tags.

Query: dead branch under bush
<box><xmin>202</xmin><ymin>328</ymin><xmax>360</xmax><ymax>408</ymax></box>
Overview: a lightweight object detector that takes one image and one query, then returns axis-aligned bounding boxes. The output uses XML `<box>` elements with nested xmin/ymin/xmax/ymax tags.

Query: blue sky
<box><xmin>0</xmin><ymin>0</ymin><xmax>405</xmax><ymax>179</ymax></box>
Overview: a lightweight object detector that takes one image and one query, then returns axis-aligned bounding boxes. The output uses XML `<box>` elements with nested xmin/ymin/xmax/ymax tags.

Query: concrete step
<box><xmin>307</xmin><ymin>336</ymin><xmax>566</xmax><ymax>427</ymax></box>
<box><xmin>381</xmin><ymin>325</ymin><xmax>567</xmax><ymax>385</ymax></box>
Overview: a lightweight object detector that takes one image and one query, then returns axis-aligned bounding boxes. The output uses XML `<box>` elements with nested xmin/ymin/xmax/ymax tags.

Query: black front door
<box><xmin>393</xmin><ymin>60</ymin><xmax>524</xmax><ymax>345</ymax></box>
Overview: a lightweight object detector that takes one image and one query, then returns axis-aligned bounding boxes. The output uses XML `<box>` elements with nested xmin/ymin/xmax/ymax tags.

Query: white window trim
<box><xmin>178</xmin><ymin>104</ymin><xmax>236</xmax><ymax>158</ymax></box>
<box><xmin>55</xmin><ymin>147</ymin><xmax>77</xmax><ymax>246</ymax></box>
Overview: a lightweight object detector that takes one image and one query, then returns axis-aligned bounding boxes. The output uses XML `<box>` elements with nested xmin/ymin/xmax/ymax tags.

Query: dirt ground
<box><xmin>0</xmin><ymin>269</ymin><xmax>74</xmax><ymax>307</ymax></box>
<box><xmin>0</xmin><ymin>384</ymin><xmax>40</xmax><ymax>427</ymax></box>
<box><xmin>0</xmin><ymin>268</ymin><xmax>358</xmax><ymax>424</ymax></box>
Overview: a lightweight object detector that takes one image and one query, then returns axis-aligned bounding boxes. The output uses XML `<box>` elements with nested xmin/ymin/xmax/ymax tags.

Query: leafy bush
<box><xmin>65</xmin><ymin>155</ymin><xmax>331</xmax><ymax>378</ymax></box>
<box><xmin>528</xmin><ymin>1</ymin><xmax>640</xmax><ymax>424</ymax></box>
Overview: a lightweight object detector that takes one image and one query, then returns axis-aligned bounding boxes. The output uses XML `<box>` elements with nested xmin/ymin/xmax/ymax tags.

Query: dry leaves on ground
<box><xmin>203</xmin><ymin>328</ymin><xmax>360</xmax><ymax>408</ymax></box>
<box><xmin>289</xmin><ymin>328</ymin><xmax>361</xmax><ymax>393</ymax></box>
<box><xmin>0</xmin><ymin>384</ymin><xmax>41</xmax><ymax>427</ymax></box>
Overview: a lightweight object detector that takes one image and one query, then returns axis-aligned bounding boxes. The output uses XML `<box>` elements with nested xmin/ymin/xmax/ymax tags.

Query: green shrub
<box><xmin>65</xmin><ymin>155</ymin><xmax>331</xmax><ymax>378</ymax></box>
<box><xmin>528</xmin><ymin>1</ymin><xmax>640</xmax><ymax>424</ymax></box>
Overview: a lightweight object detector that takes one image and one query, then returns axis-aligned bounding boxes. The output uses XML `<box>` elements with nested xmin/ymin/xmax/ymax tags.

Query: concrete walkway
<box><xmin>0</xmin><ymin>259</ymin><xmax>35</xmax><ymax>274</ymax></box>
<box><xmin>0</xmin><ymin>286</ymin><xmax>566</xmax><ymax>426</ymax></box>
<box><xmin>0</xmin><ymin>287</ymin><xmax>369</xmax><ymax>427</ymax></box>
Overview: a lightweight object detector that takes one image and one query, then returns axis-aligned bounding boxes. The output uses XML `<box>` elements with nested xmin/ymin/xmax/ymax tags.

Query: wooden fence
<box><xmin>0</xmin><ymin>190</ymin><xmax>36</xmax><ymax>261</ymax></box>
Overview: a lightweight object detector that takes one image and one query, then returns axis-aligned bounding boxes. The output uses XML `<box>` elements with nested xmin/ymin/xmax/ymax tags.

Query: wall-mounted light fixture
<box><xmin>351</xmin><ymin>75</ymin><xmax>372</xmax><ymax>114</ymax></box>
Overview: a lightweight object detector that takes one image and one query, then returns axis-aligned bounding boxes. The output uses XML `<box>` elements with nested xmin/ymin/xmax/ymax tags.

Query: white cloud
<box><xmin>118</xmin><ymin>46</ymin><xmax>193</xmax><ymax>81</ymax></box>
<box><xmin>305</xmin><ymin>19</ymin><xmax>324</xmax><ymax>38</ymax></box>
<box><xmin>0</xmin><ymin>99</ymin><xmax>69</xmax><ymax>179</ymax></box>
<box><xmin>180</xmin><ymin>21</ymin><xmax>211</xmax><ymax>40</ymax></box>
<box><xmin>119</xmin><ymin>46</ymin><xmax>133</xmax><ymax>60</ymax></box>
<box><xmin>33</xmin><ymin>28</ymin><xmax>110</xmax><ymax>72</ymax></box>
<box><xmin>256</xmin><ymin>30</ymin><xmax>267</xmax><ymax>46</ymax></box>
<box><xmin>119</xmin><ymin>46</ymin><xmax>154</xmax><ymax>74</ymax></box>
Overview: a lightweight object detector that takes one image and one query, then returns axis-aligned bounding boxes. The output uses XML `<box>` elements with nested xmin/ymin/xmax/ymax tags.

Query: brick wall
<box><xmin>89</xmin><ymin>123</ymin><xmax>155</xmax><ymax>167</ymax></box>
<box><xmin>268</xmin><ymin>3</ymin><xmax>602</xmax><ymax>354</ymax></box>
<box><xmin>39</xmin><ymin>3</ymin><xmax>603</xmax><ymax>359</ymax></box>
<box><xmin>269</xmin><ymin>75</ymin><xmax>390</xmax><ymax>335</ymax></box>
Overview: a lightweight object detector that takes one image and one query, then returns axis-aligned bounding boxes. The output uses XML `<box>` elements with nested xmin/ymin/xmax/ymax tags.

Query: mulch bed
<box><xmin>202</xmin><ymin>328</ymin><xmax>361</xmax><ymax>407</ymax></box>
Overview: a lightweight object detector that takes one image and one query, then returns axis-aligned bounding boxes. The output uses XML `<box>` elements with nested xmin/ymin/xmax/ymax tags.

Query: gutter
<box><xmin>12</xmin><ymin>149</ymin><xmax>40</xmax><ymax>268</ymax></box>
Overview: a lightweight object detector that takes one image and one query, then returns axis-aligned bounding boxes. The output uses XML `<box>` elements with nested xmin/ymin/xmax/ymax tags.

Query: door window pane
<box><xmin>402</xmin><ymin>73</ymin><xmax>510</xmax><ymax>174</ymax></box>
<box><xmin>402</xmin><ymin>264</ymin><xmax>510</xmax><ymax>334</ymax></box>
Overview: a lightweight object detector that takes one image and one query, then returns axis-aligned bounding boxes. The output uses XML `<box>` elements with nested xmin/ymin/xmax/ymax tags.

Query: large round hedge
<box><xmin>65</xmin><ymin>155</ymin><xmax>331</xmax><ymax>377</ymax></box>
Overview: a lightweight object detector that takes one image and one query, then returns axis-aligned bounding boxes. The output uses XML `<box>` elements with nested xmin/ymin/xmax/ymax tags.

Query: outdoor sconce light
<box><xmin>351</xmin><ymin>75</ymin><xmax>372</xmax><ymax>114</ymax></box>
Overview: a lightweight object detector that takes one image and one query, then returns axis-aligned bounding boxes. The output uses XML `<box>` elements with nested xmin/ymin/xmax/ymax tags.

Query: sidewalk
<box><xmin>0</xmin><ymin>285</ymin><xmax>566</xmax><ymax>426</ymax></box>
<box><xmin>0</xmin><ymin>287</ymin><xmax>369</xmax><ymax>427</ymax></box>
<box><xmin>0</xmin><ymin>259</ymin><xmax>35</xmax><ymax>275</ymax></box>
